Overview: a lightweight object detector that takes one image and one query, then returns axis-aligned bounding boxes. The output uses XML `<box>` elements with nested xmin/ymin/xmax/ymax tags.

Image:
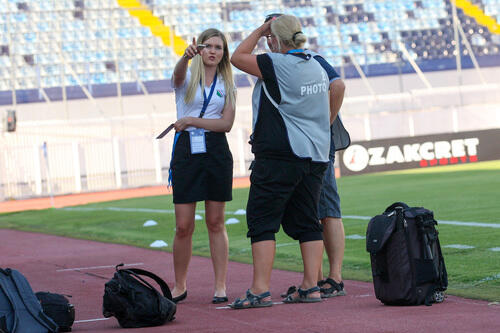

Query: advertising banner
<box><xmin>339</xmin><ymin>129</ymin><xmax>500</xmax><ymax>176</ymax></box>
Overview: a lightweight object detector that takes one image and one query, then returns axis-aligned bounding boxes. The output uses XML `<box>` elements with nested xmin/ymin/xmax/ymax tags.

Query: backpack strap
<box><xmin>9</xmin><ymin>270</ymin><xmax>59</xmax><ymax>333</ymax></box>
<box><xmin>0</xmin><ymin>277</ymin><xmax>19</xmax><ymax>333</ymax></box>
<box><xmin>119</xmin><ymin>268</ymin><xmax>173</xmax><ymax>300</ymax></box>
<box><xmin>1</xmin><ymin>315</ymin><xmax>9</xmax><ymax>332</ymax></box>
<box><xmin>1</xmin><ymin>269</ymin><xmax>20</xmax><ymax>332</ymax></box>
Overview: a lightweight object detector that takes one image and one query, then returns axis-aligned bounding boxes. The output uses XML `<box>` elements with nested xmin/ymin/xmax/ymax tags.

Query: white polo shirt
<box><xmin>173</xmin><ymin>70</ymin><xmax>227</xmax><ymax>131</ymax></box>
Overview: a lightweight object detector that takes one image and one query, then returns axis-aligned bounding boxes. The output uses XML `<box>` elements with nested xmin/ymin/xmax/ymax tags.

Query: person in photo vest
<box><xmin>263</xmin><ymin>13</ymin><xmax>350</xmax><ymax>300</ymax></box>
<box><xmin>229</xmin><ymin>15</ymin><xmax>331</xmax><ymax>308</ymax></box>
<box><xmin>169</xmin><ymin>28</ymin><xmax>236</xmax><ymax>304</ymax></box>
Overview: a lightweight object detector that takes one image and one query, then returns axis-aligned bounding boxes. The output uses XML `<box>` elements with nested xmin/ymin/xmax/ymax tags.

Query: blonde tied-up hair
<box><xmin>184</xmin><ymin>29</ymin><xmax>236</xmax><ymax>109</ymax></box>
<box><xmin>270</xmin><ymin>15</ymin><xmax>307</xmax><ymax>51</ymax></box>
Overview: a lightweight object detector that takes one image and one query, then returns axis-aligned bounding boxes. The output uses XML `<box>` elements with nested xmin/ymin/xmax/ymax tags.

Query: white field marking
<box><xmin>476</xmin><ymin>273</ymin><xmax>500</xmax><ymax>284</ymax></box>
<box><xmin>60</xmin><ymin>208</ymin><xmax>500</xmax><ymax>228</ymax></box>
<box><xmin>61</xmin><ymin>207</ymin><xmax>176</xmax><ymax>213</ymax></box>
<box><xmin>438</xmin><ymin>220</ymin><xmax>500</xmax><ymax>228</ymax></box>
<box><xmin>216</xmin><ymin>301</ymin><xmax>284</xmax><ymax>310</ymax></box>
<box><xmin>74</xmin><ymin>318</ymin><xmax>110</xmax><ymax>324</ymax></box>
<box><xmin>443</xmin><ymin>244</ymin><xmax>475</xmax><ymax>249</ymax></box>
<box><xmin>238</xmin><ymin>242</ymin><xmax>296</xmax><ymax>253</ymax></box>
<box><xmin>489</xmin><ymin>247</ymin><xmax>500</xmax><ymax>252</ymax></box>
<box><xmin>56</xmin><ymin>263</ymin><xmax>144</xmax><ymax>272</ymax></box>
<box><xmin>61</xmin><ymin>207</ymin><xmax>236</xmax><ymax>215</ymax></box>
<box><xmin>276</xmin><ymin>242</ymin><xmax>297</xmax><ymax>248</ymax></box>
<box><xmin>345</xmin><ymin>234</ymin><xmax>366</xmax><ymax>240</ymax></box>
<box><xmin>343</xmin><ymin>215</ymin><xmax>371</xmax><ymax>220</ymax></box>
<box><xmin>343</xmin><ymin>215</ymin><xmax>500</xmax><ymax>228</ymax></box>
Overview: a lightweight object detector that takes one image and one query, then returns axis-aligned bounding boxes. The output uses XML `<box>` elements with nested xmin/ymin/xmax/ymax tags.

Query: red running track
<box><xmin>1</xmin><ymin>229</ymin><xmax>499</xmax><ymax>333</ymax></box>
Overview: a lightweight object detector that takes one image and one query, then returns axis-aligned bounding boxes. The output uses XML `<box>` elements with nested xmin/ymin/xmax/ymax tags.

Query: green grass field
<box><xmin>1</xmin><ymin>160</ymin><xmax>499</xmax><ymax>301</ymax></box>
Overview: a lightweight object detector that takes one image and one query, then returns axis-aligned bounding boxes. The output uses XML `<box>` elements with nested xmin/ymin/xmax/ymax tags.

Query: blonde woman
<box><xmin>170</xmin><ymin>28</ymin><xmax>236</xmax><ymax>304</ymax></box>
<box><xmin>229</xmin><ymin>15</ymin><xmax>330</xmax><ymax>308</ymax></box>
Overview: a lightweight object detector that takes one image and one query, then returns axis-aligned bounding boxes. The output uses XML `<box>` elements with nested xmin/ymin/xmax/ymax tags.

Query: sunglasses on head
<box><xmin>264</xmin><ymin>13</ymin><xmax>283</xmax><ymax>22</ymax></box>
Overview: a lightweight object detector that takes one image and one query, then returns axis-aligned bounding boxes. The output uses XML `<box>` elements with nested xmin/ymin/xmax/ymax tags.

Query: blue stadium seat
<box><xmin>0</xmin><ymin>0</ymin><xmax>499</xmax><ymax>92</ymax></box>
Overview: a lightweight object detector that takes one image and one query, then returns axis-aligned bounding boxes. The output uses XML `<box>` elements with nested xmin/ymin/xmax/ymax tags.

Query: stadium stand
<box><xmin>0</xmin><ymin>0</ymin><xmax>499</xmax><ymax>104</ymax></box>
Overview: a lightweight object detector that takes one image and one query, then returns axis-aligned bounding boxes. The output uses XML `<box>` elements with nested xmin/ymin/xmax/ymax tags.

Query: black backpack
<box><xmin>35</xmin><ymin>292</ymin><xmax>75</xmax><ymax>332</ymax></box>
<box><xmin>0</xmin><ymin>268</ymin><xmax>59</xmax><ymax>333</ymax></box>
<box><xmin>102</xmin><ymin>264</ymin><xmax>176</xmax><ymax>328</ymax></box>
<box><xmin>366</xmin><ymin>202</ymin><xmax>448</xmax><ymax>306</ymax></box>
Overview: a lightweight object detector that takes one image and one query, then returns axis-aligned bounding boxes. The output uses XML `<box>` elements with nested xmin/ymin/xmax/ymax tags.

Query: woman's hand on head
<box><xmin>183</xmin><ymin>37</ymin><xmax>199</xmax><ymax>60</ymax></box>
<box><xmin>259</xmin><ymin>19</ymin><xmax>273</xmax><ymax>38</ymax></box>
<box><xmin>174</xmin><ymin>117</ymin><xmax>194</xmax><ymax>131</ymax></box>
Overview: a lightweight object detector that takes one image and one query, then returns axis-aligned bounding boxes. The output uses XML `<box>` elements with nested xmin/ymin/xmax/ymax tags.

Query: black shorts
<box><xmin>171</xmin><ymin>131</ymin><xmax>233</xmax><ymax>204</ymax></box>
<box><xmin>246</xmin><ymin>158</ymin><xmax>327</xmax><ymax>243</ymax></box>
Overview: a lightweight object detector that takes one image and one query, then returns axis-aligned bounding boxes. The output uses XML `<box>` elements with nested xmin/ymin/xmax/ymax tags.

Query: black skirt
<box><xmin>171</xmin><ymin>131</ymin><xmax>233</xmax><ymax>204</ymax></box>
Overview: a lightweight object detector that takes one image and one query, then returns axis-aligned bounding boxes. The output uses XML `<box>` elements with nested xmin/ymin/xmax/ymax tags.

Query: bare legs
<box><xmin>300</xmin><ymin>240</ymin><xmax>324</xmax><ymax>296</ymax></box>
<box><xmin>172</xmin><ymin>203</ymin><xmax>196</xmax><ymax>298</ymax></box>
<box><xmin>172</xmin><ymin>201</ymin><xmax>228</xmax><ymax>299</ymax></box>
<box><xmin>249</xmin><ymin>240</ymin><xmax>275</xmax><ymax>295</ymax></box>
<box><xmin>249</xmin><ymin>239</ymin><xmax>323</xmax><ymax>300</ymax></box>
<box><xmin>205</xmin><ymin>200</ymin><xmax>228</xmax><ymax>297</ymax></box>
<box><xmin>318</xmin><ymin>217</ymin><xmax>345</xmax><ymax>284</ymax></box>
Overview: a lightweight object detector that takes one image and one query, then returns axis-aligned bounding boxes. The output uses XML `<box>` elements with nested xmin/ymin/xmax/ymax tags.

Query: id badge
<box><xmin>189</xmin><ymin>129</ymin><xmax>207</xmax><ymax>154</ymax></box>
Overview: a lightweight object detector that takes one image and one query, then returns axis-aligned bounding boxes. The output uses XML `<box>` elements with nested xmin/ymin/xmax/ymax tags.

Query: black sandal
<box><xmin>280</xmin><ymin>280</ymin><xmax>324</xmax><ymax>298</ymax></box>
<box><xmin>318</xmin><ymin>278</ymin><xmax>346</xmax><ymax>298</ymax></box>
<box><xmin>283</xmin><ymin>286</ymin><xmax>322</xmax><ymax>303</ymax></box>
<box><xmin>229</xmin><ymin>289</ymin><xmax>272</xmax><ymax>309</ymax></box>
<box><xmin>280</xmin><ymin>285</ymin><xmax>297</xmax><ymax>298</ymax></box>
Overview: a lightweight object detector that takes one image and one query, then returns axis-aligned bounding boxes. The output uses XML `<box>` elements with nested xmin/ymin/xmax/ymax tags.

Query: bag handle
<box><xmin>116</xmin><ymin>265</ymin><xmax>172</xmax><ymax>300</ymax></box>
<box><xmin>384</xmin><ymin>202</ymin><xmax>409</xmax><ymax>213</ymax></box>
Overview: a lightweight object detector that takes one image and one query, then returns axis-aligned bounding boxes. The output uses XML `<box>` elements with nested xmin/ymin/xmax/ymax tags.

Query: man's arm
<box><xmin>312</xmin><ymin>55</ymin><xmax>346</xmax><ymax>125</ymax></box>
<box><xmin>329</xmin><ymin>79</ymin><xmax>345</xmax><ymax>125</ymax></box>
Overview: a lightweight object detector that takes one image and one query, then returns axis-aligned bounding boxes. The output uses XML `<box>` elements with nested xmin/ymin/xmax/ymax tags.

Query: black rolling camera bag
<box><xmin>366</xmin><ymin>202</ymin><xmax>448</xmax><ymax>306</ymax></box>
<box><xmin>102</xmin><ymin>264</ymin><xmax>176</xmax><ymax>328</ymax></box>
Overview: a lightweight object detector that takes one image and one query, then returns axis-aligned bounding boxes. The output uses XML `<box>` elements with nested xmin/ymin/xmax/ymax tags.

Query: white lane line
<box><xmin>475</xmin><ymin>273</ymin><xmax>500</xmax><ymax>284</ymax></box>
<box><xmin>74</xmin><ymin>318</ymin><xmax>110</xmax><ymax>324</ymax></box>
<box><xmin>276</xmin><ymin>242</ymin><xmax>296</xmax><ymax>248</ymax></box>
<box><xmin>56</xmin><ymin>263</ymin><xmax>144</xmax><ymax>272</ymax></box>
<box><xmin>344</xmin><ymin>215</ymin><xmax>500</xmax><ymax>228</ymax></box>
<box><xmin>61</xmin><ymin>207</ymin><xmax>240</xmax><ymax>215</ymax></box>
<box><xmin>216</xmin><ymin>301</ymin><xmax>284</xmax><ymax>310</ymax></box>
<box><xmin>443</xmin><ymin>244</ymin><xmax>475</xmax><ymax>249</ymax></box>
<box><xmin>343</xmin><ymin>215</ymin><xmax>371</xmax><ymax>220</ymax></box>
<box><xmin>346</xmin><ymin>234</ymin><xmax>366</xmax><ymax>240</ymax></box>
<box><xmin>439</xmin><ymin>220</ymin><xmax>500</xmax><ymax>228</ymax></box>
<box><xmin>60</xmin><ymin>208</ymin><xmax>500</xmax><ymax>228</ymax></box>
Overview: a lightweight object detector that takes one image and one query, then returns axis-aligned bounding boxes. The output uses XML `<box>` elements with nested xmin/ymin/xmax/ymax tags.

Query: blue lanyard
<box><xmin>169</xmin><ymin>72</ymin><xmax>217</xmax><ymax>187</ymax></box>
<box><xmin>287</xmin><ymin>49</ymin><xmax>304</xmax><ymax>54</ymax></box>
<box><xmin>199</xmin><ymin>73</ymin><xmax>217</xmax><ymax>118</ymax></box>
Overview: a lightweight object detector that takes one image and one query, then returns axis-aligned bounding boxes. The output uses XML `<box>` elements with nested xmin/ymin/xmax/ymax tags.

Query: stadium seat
<box><xmin>0</xmin><ymin>0</ymin><xmax>499</xmax><ymax>91</ymax></box>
